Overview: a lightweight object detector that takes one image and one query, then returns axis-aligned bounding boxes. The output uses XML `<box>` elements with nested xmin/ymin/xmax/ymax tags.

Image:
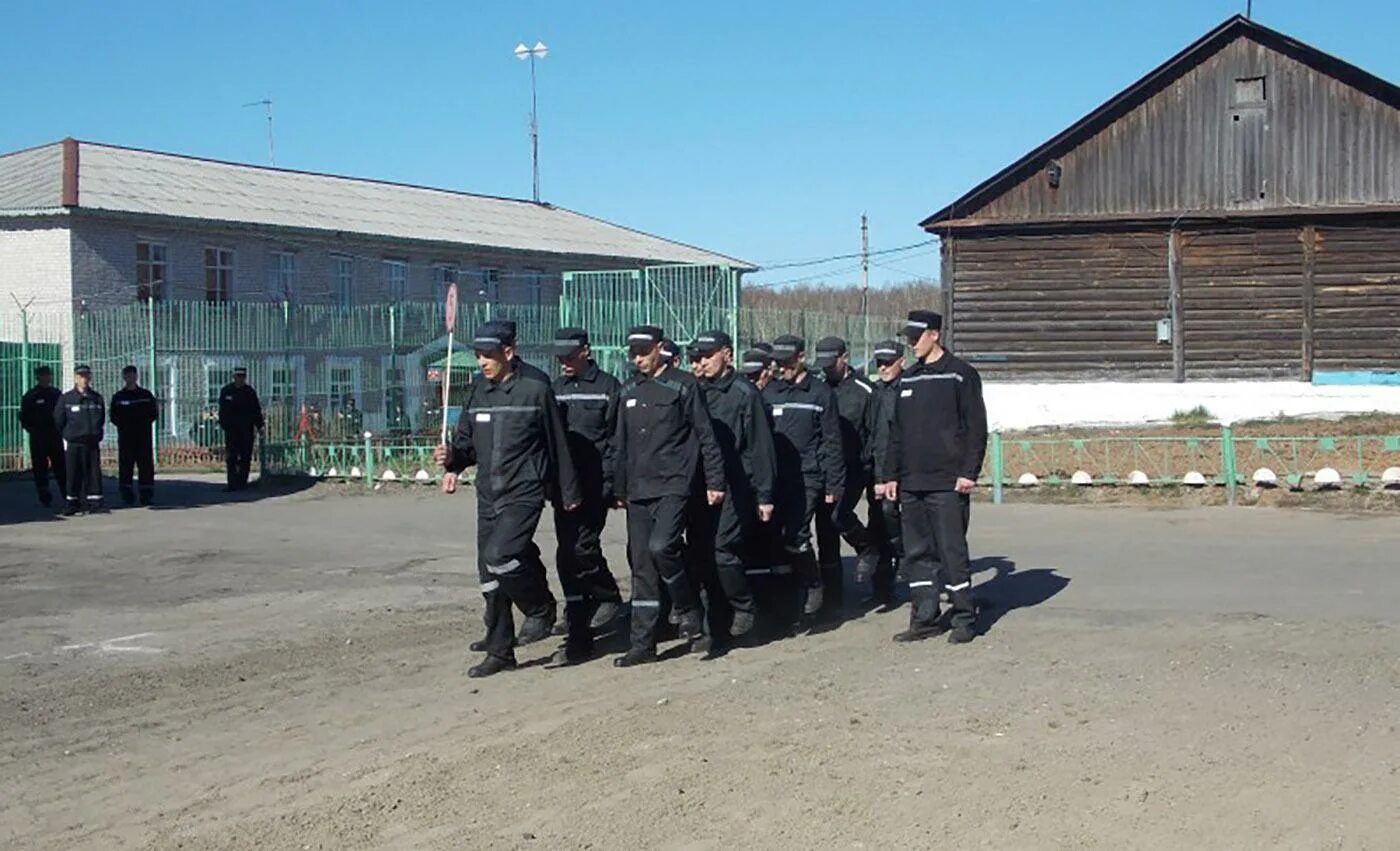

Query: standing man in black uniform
<box><xmin>218</xmin><ymin>367</ymin><xmax>264</xmax><ymax>492</ymax></box>
<box><xmin>612</xmin><ymin>325</ymin><xmax>726</xmax><ymax>667</ymax></box>
<box><xmin>762</xmin><ymin>335</ymin><xmax>845</xmax><ymax>620</ymax></box>
<box><xmin>54</xmin><ymin>364</ymin><xmax>106</xmax><ymax>515</ymax></box>
<box><xmin>435</xmin><ymin>320</ymin><xmax>582</xmax><ymax>678</ymax></box>
<box><xmin>689</xmin><ymin>330</ymin><xmax>777</xmax><ymax>649</ymax></box>
<box><xmin>880</xmin><ymin>310</ymin><xmax>987</xmax><ymax>644</ymax></box>
<box><xmin>547</xmin><ymin>327</ymin><xmax>625</xmax><ymax>667</ymax></box>
<box><xmin>19</xmin><ymin>365</ymin><xmax>65</xmax><ymax>507</ymax></box>
<box><xmin>867</xmin><ymin>339</ymin><xmax>906</xmax><ymax>607</ymax></box>
<box><xmin>812</xmin><ymin>336</ymin><xmax>882</xmax><ymax>611</ymax></box>
<box><xmin>110</xmin><ymin>365</ymin><xmax>158</xmax><ymax>506</ymax></box>
<box><xmin>740</xmin><ymin>347</ymin><xmax>775</xmax><ymax>392</ymax></box>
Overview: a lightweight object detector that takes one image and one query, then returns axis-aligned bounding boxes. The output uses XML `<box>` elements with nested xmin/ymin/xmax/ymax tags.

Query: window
<box><xmin>480</xmin><ymin>268</ymin><xmax>500</xmax><ymax>303</ymax></box>
<box><xmin>523</xmin><ymin>268</ymin><xmax>546</xmax><ymax>308</ymax></box>
<box><xmin>1233</xmin><ymin>76</ymin><xmax>1266</xmax><ymax>105</ymax></box>
<box><xmin>433</xmin><ymin>264</ymin><xmax>458</xmax><ymax>305</ymax></box>
<box><xmin>205</xmin><ymin>247</ymin><xmax>234</xmax><ymax>303</ymax></box>
<box><xmin>270</xmin><ymin>365</ymin><xmax>297</xmax><ymax>404</ymax></box>
<box><xmin>332</xmin><ymin>255</ymin><xmax>355</xmax><ymax>308</ymax></box>
<box><xmin>136</xmin><ymin>241</ymin><xmax>168</xmax><ymax>302</ymax></box>
<box><xmin>383</xmin><ymin>259</ymin><xmax>408</xmax><ymax>302</ymax></box>
<box><xmin>269</xmin><ymin>251</ymin><xmax>297</xmax><ymax>301</ymax></box>
<box><xmin>325</xmin><ymin>358</ymin><xmax>361</xmax><ymax>412</ymax></box>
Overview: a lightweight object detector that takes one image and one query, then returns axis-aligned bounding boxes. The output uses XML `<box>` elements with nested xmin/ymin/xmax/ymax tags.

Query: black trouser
<box><xmin>626</xmin><ymin>495</ymin><xmax>700</xmax><ymax>651</ymax></box>
<box><xmin>689</xmin><ymin>494</ymin><xmax>755</xmax><ymax>639</ymax></box>
<box><xmin>554</xmin><ymin>495</ymin><xmax>622</xmax><ymax>652</ymax></box>
<box><xmin>64</xmin><ymin>439</ymin><xmax>102</xmax><ymax>508</ymax></box>
<box><xmin>224</xmin><ymin>429</ymin><xmax>255</xmax><ymax>489</ymax></box>
<box><xmin>28</xmin><ymin>433</ymin><xmax>66</xmax><ymax>499</ymax></box>
<box><xmin>777</xmin><ymin>481</ymin><xmax>823</xmax><ymax>589</ymax></box>
<box><xmin>477</xmin><ymin>499</ymin><xmax>556</xmax><ymax>661</ymax></box>
<box><xmin>900</xmin><ymin>490</ymin><xmax>975</xmax><ymax>630</ymax></box>
<box><xmin>815</xmin><ymin>467</ymin><xmax>878</xmax><ymax>600</ymax></box>
<box><xmin>117</xmin><ymin>428</ymin><xmax>155</xmax><ymax>500</ymax></box>
<box><xmin>866</xmin><ymin>484</ymin><xmax>903</xmax><ymax>596</ymax></box>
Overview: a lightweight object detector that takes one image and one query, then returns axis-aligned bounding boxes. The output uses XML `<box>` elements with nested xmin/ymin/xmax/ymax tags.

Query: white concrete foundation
<box><xmin>985</xmin><ymin>382</ymin><xmax>1400</xmax><ymax>431</ymax></box>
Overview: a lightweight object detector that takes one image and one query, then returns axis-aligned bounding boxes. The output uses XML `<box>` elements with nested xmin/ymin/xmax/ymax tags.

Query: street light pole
<box><xmin>514</xmin><ymin>41</ymin><xmax>549</xmax><ymax>203</ymax></box>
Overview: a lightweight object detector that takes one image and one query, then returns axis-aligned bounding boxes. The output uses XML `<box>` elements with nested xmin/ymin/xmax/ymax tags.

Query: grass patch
<box><xmin>1169</xmin><ymin>405</ymin><xmax>1216</xmax><ymax>426</ymax></box>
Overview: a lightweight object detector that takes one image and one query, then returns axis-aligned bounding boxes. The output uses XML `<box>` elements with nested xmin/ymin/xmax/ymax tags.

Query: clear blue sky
<box><xmin>3</xmin><ymin>0</ymin><xmax>1396</xmax><ymax>287</ymax></box>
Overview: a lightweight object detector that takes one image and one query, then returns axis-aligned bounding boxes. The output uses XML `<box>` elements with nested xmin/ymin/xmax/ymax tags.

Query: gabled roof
<box><xmin>0</xmin><ymin>140</ymin><xmax>754</xmax><ymax>269</ymax></box>
<box><xmin>920</xmin><ymin>15</ymin><xmax>1400</xmax><ymax>230</ymax></box>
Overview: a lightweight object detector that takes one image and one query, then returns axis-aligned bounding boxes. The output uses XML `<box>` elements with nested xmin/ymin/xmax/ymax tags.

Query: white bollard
<box><xmin>381</xmin><ymin>470</ymin><xmax>398</xmax><ymax>481</ymax></box>
<box><xmin>1182</xmin><ymin>471</ymin><xmax>1207</xmax><ymax>486</ymax></box>
<box><xmin>1017</xmin><ymin>473</ymin><xmax>1039</xmax><ymax>487</ymax></box>
<box><xmin>1071</xmin><ymin>470</ymin><xmax>1093</xmax><ymax>486</ymax></box>
<box><xmin>1313</xmin><ymin>467</ymin><xmax>1342</xmax><ymax>488</ymax></box>
<box><xmin>414</xmin><ymin>469</ymin><xmax>432</xmax><ymax>483</ymax></box>
<box><xmin>1252</xmin><ymin>467</ymin><xmax>1277</xmax><ymax>487</ymax></box>
<box><xmin>1381</xmin><ymin>467</ymin><xmax>1400</xmax><ymax>488</ymax></box>
<box><xmin>1129</xmin><ymin>470</ymin><xmax>1150</xmax><ymax>486</ymax></box>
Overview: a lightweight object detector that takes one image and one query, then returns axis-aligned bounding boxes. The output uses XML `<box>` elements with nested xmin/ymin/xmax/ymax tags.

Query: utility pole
<box><xmin>860</xmin><ymin>213</ymin><xmax>870</xmax><ymax>368</ymax></box>
<box><xmin>514</xmin><ymin>41</ymin><xmax>549</xmax><ymax>203</ymax></box>
<box><xmin>243</xmin><ymin>98</ymin><xmax>275</xmax><ymax>165</ymax></box>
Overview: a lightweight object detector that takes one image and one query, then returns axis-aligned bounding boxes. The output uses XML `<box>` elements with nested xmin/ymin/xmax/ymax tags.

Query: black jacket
<box><xmin>827</xmin><ymin>369</ymin><xmax>877</xmax><ymax>476</ymax></box>
<box><xmin>20</xmin><ymin>385</ymin><xmax>62</xmax><ymax>438</ymax></box>
<box><xmin>886</xmin><ymin>351</ymin><xmax>988</xmax><ymax>491</ymax></box>
<box><xmin>870</xmin><ymin>376</ymin><xmax>901</xmax><ymax>483</ymax></box>
<box><xmin>447</xmin><ymin>367</ymin><xmax>580</xmax><ymax>508</ymax></box>
<box><xmin>218</xmin><ymin>384</ymin><xmax>265</xmax><ymax>433</ymax></box>
<box><xmin>552</xmin><ymin>361</ymin><xmax>620</xmax><ymax>501</ymax></box>
<box><xmin>614</xmin><ymin>366</ymin><xmax>725</xmax><ymax>501</ymax></box>
<box><xmin>762</xmin><ymin>371</ymin><xmax>846</xmax><ymax>498</ymax></box>
<box><xmin>55</xmin><ymin>388</ymin><xmax>105</xmax><ymax>444</ymax></box>
<box><xmin>698</xmin><ymin>369</ymin><xmax>777</xmax><ymax>509</ymax></box>
<box><xmin>110</xmin><ymin>386</ymin><xmax>158</xmax><ymax>434</ymax></box>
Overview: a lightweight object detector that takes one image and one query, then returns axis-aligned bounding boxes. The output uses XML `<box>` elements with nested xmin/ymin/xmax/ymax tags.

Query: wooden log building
<box><xmin>922</xmin><ymin>15</ymin><xmax>1400</xmax><ymax>381</ymax></box>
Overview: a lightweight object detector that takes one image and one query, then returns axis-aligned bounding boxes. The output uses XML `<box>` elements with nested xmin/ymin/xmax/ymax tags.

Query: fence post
<box><xmin>147</xmin><ymin>300</ymin><xmax>158</xmax><ymax>455</ymax></box>
<box><xmin>990</xmin><ymin>430</ymin><xmax>1004</xmax><ymax>505</ymax></box>
<box><xmin>1221</xmin><ymin>424</ymin><xmax>1237</xmax><ymax>506</ymax></box>
<box><xmin>363</xmin><ymin>430</ymin><xmax>373</xmax><ymax>488</ymax></box>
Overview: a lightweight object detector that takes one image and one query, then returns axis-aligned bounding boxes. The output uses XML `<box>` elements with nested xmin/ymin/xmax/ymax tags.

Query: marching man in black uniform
<box><xmin>813</xmin><ymin>336</ymin><xmax>882</xmax><ymax>610</ymax></box>
<box><xmin>435</xmin><ymin>320</ymin><xmax>582</xmax><ymax>678</ymax></box>
<box><xmin>110</xmin><ymin>365</ymin><xmax>158</xmax><ymax>505</ymax></box>
<box><xmin>867</xmin><ymin>339</ymin><xmax>906</xmax><ymax>607</ymax></box>
<box><xmin>762</xmin><ymin>335</ymin><xmax>846</xmax><ymax>620</ymax></box>
<box><xmin>19</xmin><ymin>365</ymin><xmax>65</xmax><ymax>507</ymax></box>
<box><xmin>54</xmin><ymin>364</ymin><xmax>106</xmax><ymax>515</ymax></box>
<box><xmin>548</xmin><ymin>327</ymin><xmax>626</xmax><ymax>667</ymax></box>
<box><xmin>880</xmin><ymin>310</ymin><xmax>988</xmax><ymax>644</ymax></box>
<box><xmin>613</xmin><ymin>325</ymin><xmax>726</xmax><ymax>667</ymax></box>
<box><xmin>689</xmin><ymin>330</ymin><xmax>777</xmax><ymax>650</ymax></box>
<box><xmin>218</xmin><ymin>367</ymin><xmax>264</xmax><ymax>492</ymax></box>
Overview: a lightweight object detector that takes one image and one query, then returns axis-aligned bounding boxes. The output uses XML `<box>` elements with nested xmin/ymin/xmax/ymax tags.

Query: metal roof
<box><xmin>920</xmin><ymin>15</ymin><xmax>1400</xmax><ymax>229</ymax></box>
<box><xmin>0</xmin><ymin>140</ymin><xmax>754</xmax><ymax>269</ymax></box>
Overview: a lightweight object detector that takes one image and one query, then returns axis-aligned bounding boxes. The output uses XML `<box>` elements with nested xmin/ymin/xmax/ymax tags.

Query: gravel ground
<box><xmin>2</xmin><ymin>475</ymin><xmax>1398</xmax><ymax>850</ymax></box>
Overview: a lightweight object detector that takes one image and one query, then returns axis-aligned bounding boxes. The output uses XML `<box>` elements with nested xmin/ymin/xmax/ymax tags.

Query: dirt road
<box><xmin>2</xmin><ymin>477</ymin><xmax>1398</xmax><ymax>849</ymax></box>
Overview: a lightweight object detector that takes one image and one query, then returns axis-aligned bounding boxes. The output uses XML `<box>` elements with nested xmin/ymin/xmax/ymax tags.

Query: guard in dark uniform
<box><xmin>762</xmin><ymin>335</ymin><xmax>845</xmax><ymax>619</ymax></box>
<box><xmin>881</xmin><ymin>310</ymin><xmax>988</xmax><ymax>644</ymax></box>
<box><xmin>436</xmin><ymin>320</ymin><xmax>582</xmax><ymax>678</ymax></box>
<box><xmin>547</xmin><ymin>327</ymin><xmax>625</xmax><ymax>667</ymax></box>
<box><xmin>54</xmin><ymin>364</ymin><xmax>106</xmax><ymax>515</ymax></box>
<box><xmin>812</xmin><ymin>336</ymin><xmax>881</xmax><ymax>611</ymax></box>
<box><xmin>867</xmin><ymin>339</ymin><xmax>906</xmax><ymax>606</ymax></box>
<box><xmin>689</xmin><ymin>330</ymin><xmax>777</xmax><ymax>650</ymax></box>
<box><xmin>218</xmin><ymin>367</ymin><xmax>264</xmax><ymax>491</ymax></box>
<box><xmin>19</xmin><ymin>365</ymin><xmax>65</xmax><ymax>507</ymax></box>
<box><xmin>110</xmin><ymin>365</ymin><xmax>158</xmax><ymax>505</ymax></box>
<box><xmin>613</xmin><ymin>325</ymin><xmax>726</xmax><ymax>667</ymax></box>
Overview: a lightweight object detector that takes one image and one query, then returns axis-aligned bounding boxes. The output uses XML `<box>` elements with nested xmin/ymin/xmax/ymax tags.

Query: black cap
<box><xmin>872</xmin><ymin>339</ymin><xmax>905</xmax><ymax>365</ymax></box>
<box><xmin>688</xmin><ymin>330</ymin><xmax>732</xmax><ymax>358</ymax></box>
<box><xmin>74</xmin><ymin>364</ymin><xmax>92</xmax><ymax>376</ymax></box>
<box><xmin>770</xmin><ymin>334</ymin><xmax>804</xmax><ymax>361</ymax></box>
<box><xmin>905</xmin><ymin>310</ymin><xmax>943</xmax><ymax>338</ymax></box>
<box><xmin>35</xmin><ymin>365</ymin><xmax>52</xmax><ymax>376</ymax></box>
<box><xmin>552</xmin><ymin>326</ymin><xmax>589</xmax><ymax>357</ymax></box>
<box><xmin>472</xmin><ymin>320</ymin><xmax>517</xmax><ymax>351</ymax></box>
<box><xmin>739</xmin><ymin>349</ymin><xmax>773</xmax><ymax>375</ymax></box>
<box><xmin>233</xmin><ymin>366</ymin><xmax>248</xmax><ymax>376</ymax></box>
<box><xmin>627</xmin><ymin>325</ymin><xmax>664</xmax><ymax>353</ymax></box>
<box><xmin>813</xmin><ymin>336</ymin><xmax>847</xmax><ymax>368</ymax></box>
<box><xmin>659</xmin><ymin>339</ymin><xmax>680</xmax><ymax>362</ymax></box>
<box><xmin>122</xmin><ymin>364</ymin><xmax>138</xmax><ymax>375</ymax></box>
<box><xmin>753</xmin><ymin>341</ymin><xmax>774</xmax><ymax>355</ymax></box>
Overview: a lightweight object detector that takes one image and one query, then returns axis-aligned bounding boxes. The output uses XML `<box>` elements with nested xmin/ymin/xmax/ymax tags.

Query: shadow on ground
<box><xmin>971</xmin><ymin>555</ymin><xmax>1070</xmax><ymax>634</ymax></box>
<box><xmin>0</xmin><ymin>475</ymin><xmax>316</xmax><ymax>526</ymax></box>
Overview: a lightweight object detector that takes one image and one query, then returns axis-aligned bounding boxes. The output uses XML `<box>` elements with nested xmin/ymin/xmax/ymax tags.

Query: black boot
<box><xmin>469</xmin><ymin>637</ymin><xmax>489</xmax><ymax>652</ymax></box>
<box><xmin>544</xmin><ymin>643</ymin><xmax>594</xmax><ymax>669</ymax></box>
<box><xmin>120</xmin><ymin>488</ymin><xmax>136</xmax><ymax>506</ymax></box>
<box><xmin>893</xmin><ymin>622</ymin><xmax>947</xmax><ymax>642</ymax></box>
<box><xmin>947</xmin><ymin>623</ymin><xmax>977</xmax><ymax>645</ymax></box>
<box><xmin>854</xmin><ymin>550</ymin><xmax>881</xmax><ymax>585</ymax></box>
<box><xmin>467</xmin><ymin>655</ymin><xmax>516</xmax><ymax>678</ymax></box>
<box><xmin>62</xmin><ymin>501</ymin><xmax>80</xmax><ymax>517</ymax></box>
<box><xmin>677</xmin><ymin>608</ymin><xmax>705</xmax><ymax>641</ymax></box>
<box><xmin>139</xmin><ymin>488</ymin><xmax>154</xmax><ymax>506</ymax></box>
<box><xmin>38</xmin><ymin>489</ymin><xmax>52</xmax><ymax>508</ymax></box>
<box><xmin>516</xmin><ymin>613</ymin><xmax>556</xmax><ymax>646</ymax></box>
<box><xmin>589</xmin><ymin>600</ymin><xmax>621</xmax><ymax>630</ymax></box>
<box><xmin>613</xmin><ymin>647</ymin><xmax>657</xmax><ymax>668</ymax></box>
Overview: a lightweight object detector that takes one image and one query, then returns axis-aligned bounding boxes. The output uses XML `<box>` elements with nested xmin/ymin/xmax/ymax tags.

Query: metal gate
<box><xmin>560</xmin><ymin>264</ymin><xmax>740</xmax><ymax>375</ymax></box>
